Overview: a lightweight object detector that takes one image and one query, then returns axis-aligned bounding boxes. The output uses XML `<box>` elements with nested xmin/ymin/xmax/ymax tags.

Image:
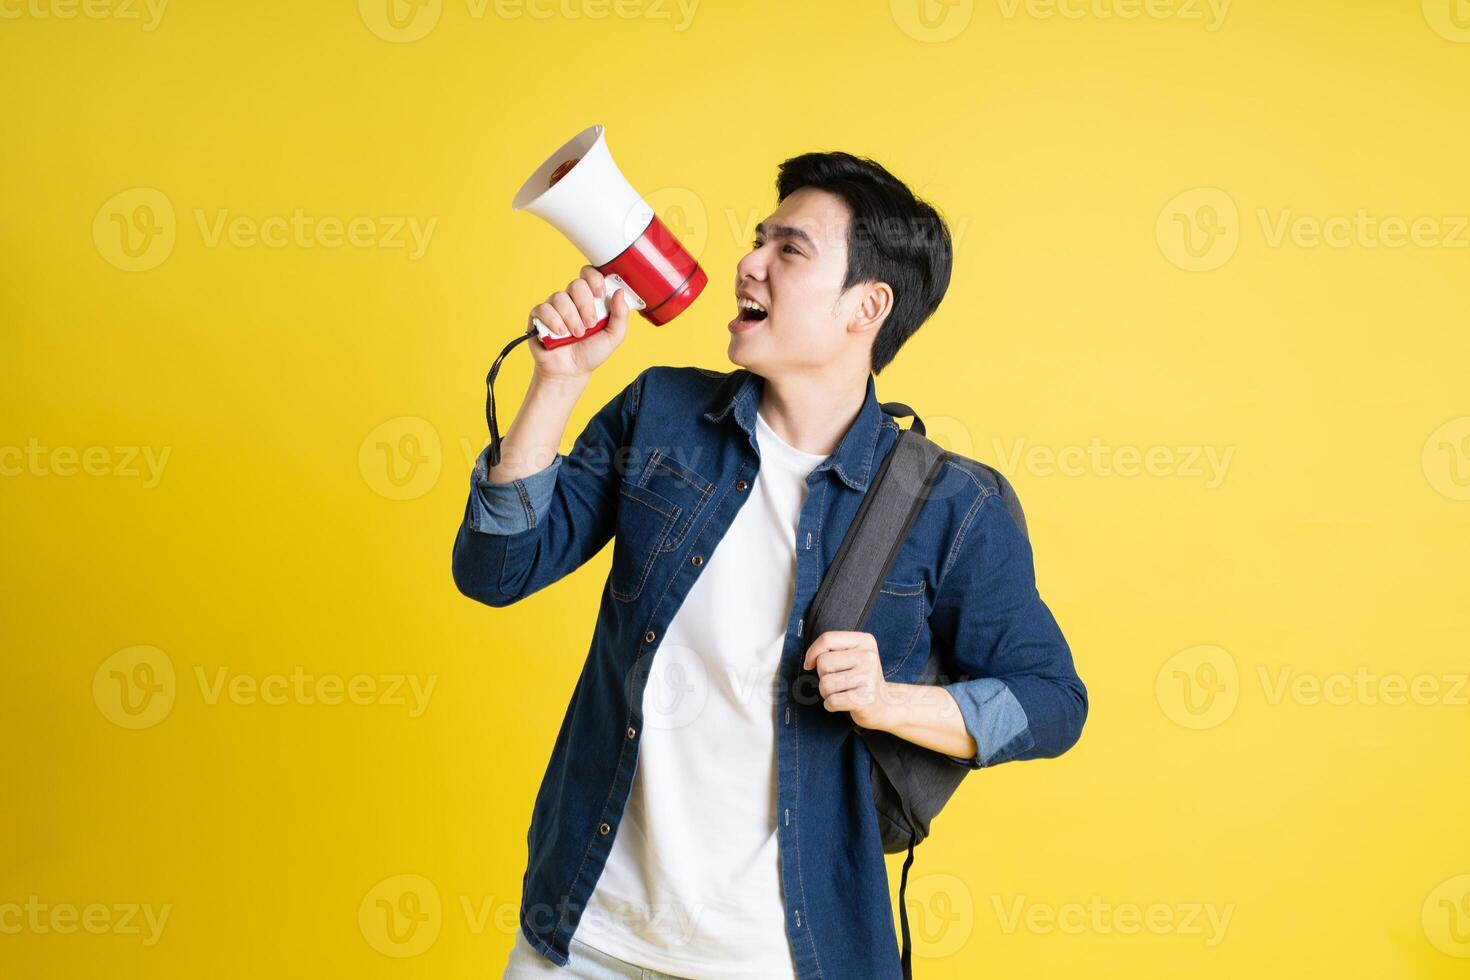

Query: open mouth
<box><xmin>737</xmin><ymin>297</ymin><xmax>769</xmax><ymax>322</ymax></box>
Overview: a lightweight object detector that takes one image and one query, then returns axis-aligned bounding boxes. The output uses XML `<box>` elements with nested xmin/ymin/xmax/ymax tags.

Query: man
<box><xmin>453</xmin><ymin>151</ymin><xmax>1088</xmax><ymax>979</ymax></box>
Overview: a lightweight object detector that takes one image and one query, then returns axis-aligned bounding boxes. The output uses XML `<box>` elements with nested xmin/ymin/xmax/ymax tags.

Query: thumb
<box><xmin>609</xmin><ymin>288</ymin><xmax>630</xmax><ymax>331</ymax></box>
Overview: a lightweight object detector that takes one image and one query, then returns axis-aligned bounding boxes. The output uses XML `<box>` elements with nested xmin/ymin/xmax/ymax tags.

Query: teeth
<box><xmin>738</xmin><ymin>298</ymin><xmax>767</xmax><ymax>313</ymax></box>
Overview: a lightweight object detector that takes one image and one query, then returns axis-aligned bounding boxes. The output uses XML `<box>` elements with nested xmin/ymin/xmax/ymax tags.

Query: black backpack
<box><xmin>804</xmin><ymin>402</ymin><xmax>1028</xmax><ymax>980</ymax></box>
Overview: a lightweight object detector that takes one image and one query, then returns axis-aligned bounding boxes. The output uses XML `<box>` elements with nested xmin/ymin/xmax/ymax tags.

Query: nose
<box><xmin>735</xmin><ymin>243</ymin><xmax>769</xmax><ymax>287</ymax></box>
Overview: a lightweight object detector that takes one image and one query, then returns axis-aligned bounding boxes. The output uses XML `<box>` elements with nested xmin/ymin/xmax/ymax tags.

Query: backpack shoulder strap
<box><xmin>805</xmin><ymin>404</ymin><xmax>948</xmax><ymax>641</ymax></box>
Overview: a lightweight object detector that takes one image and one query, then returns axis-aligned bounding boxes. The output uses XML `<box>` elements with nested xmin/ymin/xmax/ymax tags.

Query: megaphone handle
<box><xmin>537</xmin><ymin>319</ymin><xmax>606</xmax><ymax>350</ymax></box>
<box><xmin>531</xmin><ymin>274</ymin><xmax>645</xmax><ymax>349</ymax></box>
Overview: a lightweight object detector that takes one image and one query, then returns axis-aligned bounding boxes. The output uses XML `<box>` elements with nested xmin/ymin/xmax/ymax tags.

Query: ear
<box><xmin>849</xmin><ymin>281</ymin><xmax>893</xmax><ymax>336</ymax></box>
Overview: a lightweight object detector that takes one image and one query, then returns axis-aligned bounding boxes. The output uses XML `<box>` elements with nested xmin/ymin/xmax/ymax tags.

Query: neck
<box><xmin>755</xmin><ymin>366</ymin><xmax>869</xmax><ymax>458</ymax></box>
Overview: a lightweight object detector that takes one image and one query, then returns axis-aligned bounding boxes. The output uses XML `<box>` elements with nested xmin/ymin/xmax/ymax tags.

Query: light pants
<box><xmin>503</xmin><ymin>931</ymin><xmax>692</xmax><ymax>980</ymax></box>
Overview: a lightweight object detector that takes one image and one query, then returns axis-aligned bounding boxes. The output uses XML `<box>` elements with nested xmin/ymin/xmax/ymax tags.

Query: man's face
<box><xmin>727</xmin><ymin>187</ymin><xmax>884</xmax><ymax>375</ymax></box>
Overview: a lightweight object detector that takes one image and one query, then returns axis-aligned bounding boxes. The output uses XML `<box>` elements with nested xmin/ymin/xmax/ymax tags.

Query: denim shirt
<box><xmin>451</xmin><ymin>365</ymin><xmax>1087</xmax><ymax>979</ymax></box>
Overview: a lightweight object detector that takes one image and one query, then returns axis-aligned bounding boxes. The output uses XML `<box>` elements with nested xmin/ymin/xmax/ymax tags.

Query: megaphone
<box><xmin>480</xmin><ymin>125</ymin><xmax>708</xmax><ymax>468</ymax></box>
<box><xmin>512</xmin><ymin>124</ymin><xmax>708</xmax><ymax>348</ymax></box>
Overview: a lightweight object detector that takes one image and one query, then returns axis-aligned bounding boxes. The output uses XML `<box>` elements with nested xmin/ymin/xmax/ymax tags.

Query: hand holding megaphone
<box><xmin>526</xmin><ymin>268</ymin><xmax>644</xmax><ymax>352</ymax></box>
<box><xmin>524</xmin><ymin>265</ymin><xmax>633</xmax><ymax>381</ymax></box>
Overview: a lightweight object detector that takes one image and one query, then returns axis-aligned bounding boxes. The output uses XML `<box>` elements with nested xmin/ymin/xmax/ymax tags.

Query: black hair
<box><xmin>775</xmin><ymin>151</ymin><xmax>953</xmax><ymax>375</ymax></box>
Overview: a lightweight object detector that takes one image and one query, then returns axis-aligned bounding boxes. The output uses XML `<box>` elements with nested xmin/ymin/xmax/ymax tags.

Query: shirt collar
<box><xmin>702</xmin><ymin>369</ymin><xmax>885</xmax><ymax>492</ymax></box>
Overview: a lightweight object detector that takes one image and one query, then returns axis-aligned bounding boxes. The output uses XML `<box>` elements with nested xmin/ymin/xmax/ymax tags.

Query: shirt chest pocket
<box><xmin>865</xmin><ymin>579</ymin><xmax>930</xmax><ymax>679</ymax></box>
<box><xmin>610</xmin><ymin>449</ymin><xmax>716</xmax><ymax>603</ymax></box>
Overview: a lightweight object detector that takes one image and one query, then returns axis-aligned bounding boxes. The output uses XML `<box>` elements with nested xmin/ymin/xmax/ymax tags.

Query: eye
<box><xmin>751</xmin><ymin>238</ymin><xmax>802</xmax><ymax>257</ymax></box>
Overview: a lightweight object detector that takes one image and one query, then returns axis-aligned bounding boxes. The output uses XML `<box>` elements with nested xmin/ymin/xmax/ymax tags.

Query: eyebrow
<box><xmin>754</xmin><ymin>221</ymin><xmax>818</xmax><ymax>253</ymax></box>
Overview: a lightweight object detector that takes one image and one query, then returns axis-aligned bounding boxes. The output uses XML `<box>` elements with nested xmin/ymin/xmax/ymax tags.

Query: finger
<box><xmin>828</xmin><ymin>678</ymin><xmax>880</xmax><ymax>711</ymax></box>
<box><xmin>550</xmin><ymin>293</ymin><xmax>583</xmax><ymax>337</ymax></box>
<box><xmin>820</xmin><ymin>631</ymin><xmax>872</xmax><ymax>648</ymax></box>
<box><xmin>568</xmin><ymin>278</ymin><xmax>597</xmax><ymax>331</ymax></box>
<box><xmin>818</xmin><ymin>671</ymin><xmax>863</xmax><ymax>698</ymax></box>
<box><xmin>803</xmin><ymin>632</ymin><xmax>869</xmax><ymax>670</ymax></box>
<box><xmin>811</xmin><ymin>650</ymin><xmax>859</xmax><ymax>676</ymax></box>
<box><xmin>581</xmin><ymin>265</ymin><xmax>606</xmax><ymax>298</ymax></box>
<box><xmin>532</xmin><ymin>302</ymin><xmax>567</xmax><ymax>337</ymax></box>
<box><xmin>605</xmin><ymin>288</ymin><xmax>629</xmax><ymax>338</ymax></box>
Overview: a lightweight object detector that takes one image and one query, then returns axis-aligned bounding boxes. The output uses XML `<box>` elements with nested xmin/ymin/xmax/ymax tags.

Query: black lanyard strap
<box><xmin>484</xmin><ymin>330</ymin><xmax>535</xmax><ymax>469</ymax></box>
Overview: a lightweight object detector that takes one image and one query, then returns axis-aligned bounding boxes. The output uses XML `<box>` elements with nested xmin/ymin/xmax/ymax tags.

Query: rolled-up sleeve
<box><xmin>942</xmin><ymin>677</ymin><xmax>1032</xmax><ymax>768</ymax></box>
<box><xmin>469</xmin><ymin>449</ymin><xmax>562</xmax><ymax>535</ymax></box>
<box><xmin>929</xmin><ymin>479</ymin><xmax>1087</xmax><ymax>769</ymax></box>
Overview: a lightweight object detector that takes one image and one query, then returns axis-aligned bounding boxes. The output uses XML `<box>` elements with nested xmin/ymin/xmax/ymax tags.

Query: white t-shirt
<box><xmin>575</xmin><ymin>409</ymin><xmax>827</xmax><ymax>978</ymax></box>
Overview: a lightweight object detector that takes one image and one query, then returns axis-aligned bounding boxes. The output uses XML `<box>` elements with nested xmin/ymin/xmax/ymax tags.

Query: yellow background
<box><xmin>3</xmin><ymin>0</ymin><xmax>1468</xmax><ymax>976</ymax></box>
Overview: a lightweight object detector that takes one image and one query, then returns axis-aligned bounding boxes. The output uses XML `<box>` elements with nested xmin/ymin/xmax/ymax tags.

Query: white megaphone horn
<box><xmin>512</xmin><ymin>124</ymin><xmax>708</xmax><ymax>348</ymax></box>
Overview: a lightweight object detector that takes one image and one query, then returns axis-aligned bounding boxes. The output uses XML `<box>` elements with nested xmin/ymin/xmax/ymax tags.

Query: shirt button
<box><xmin>644</xmin><ymin>629</ymin><xmax>656</xmax><ymax>644</ymax></box>
<box><xmin>691</xmin><ymin>554</ymin><xmax>703</xmax><ymax>566</ymax></box>
<box><xmin>735</xmin><ymin>479</ymin><xmax>748</xmax><ymax>491</ymax></box>
<box><xmin>627</xmin><ymin>726</ymin><xmax>637</xmax><ymax>739</ymax></box>
<box><xmin>599</xmin><ymin>821</ymin><xmax>611</xmax><ymax>835</ymax></box>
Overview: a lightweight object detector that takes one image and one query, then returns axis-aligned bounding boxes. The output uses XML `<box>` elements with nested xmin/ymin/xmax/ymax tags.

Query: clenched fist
<box><xmin>803</xmin><ymin>631</ymin><xmax>894</xmax><ymax>731</ymax></box>
<box><xmin>526</xmin><ymin>264</ymin><xmax>631</xmax><ymax>383</ymax></box>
